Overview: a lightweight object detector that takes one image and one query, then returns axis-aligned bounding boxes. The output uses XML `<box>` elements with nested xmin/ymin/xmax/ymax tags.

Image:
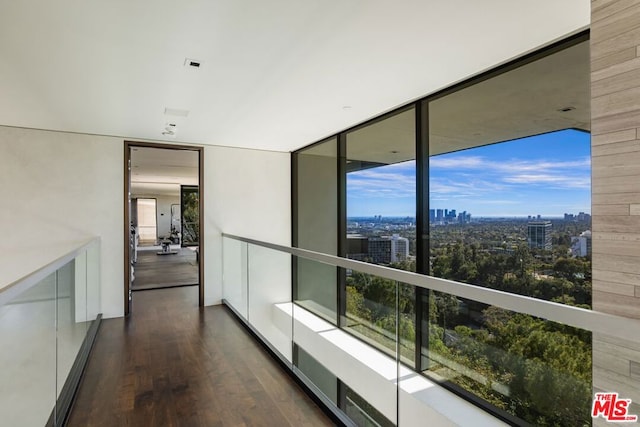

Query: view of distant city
<box><xmin>343</xmin><ymin>129</ymin><xmax>593</xmax><ymax>425</ymax></box>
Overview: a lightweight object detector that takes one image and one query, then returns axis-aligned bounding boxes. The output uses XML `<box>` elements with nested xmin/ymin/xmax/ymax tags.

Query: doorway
<box><xmin>124</xmin><ymin>141</ymin><xmax>204</xmax><ymax>315</ymax></box>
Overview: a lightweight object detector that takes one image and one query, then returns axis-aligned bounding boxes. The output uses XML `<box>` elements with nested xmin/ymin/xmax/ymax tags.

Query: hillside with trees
<box><xmin>345</xmin><ymin>218</ymin><xmax>592</xmax><ymax>425</ymax></box>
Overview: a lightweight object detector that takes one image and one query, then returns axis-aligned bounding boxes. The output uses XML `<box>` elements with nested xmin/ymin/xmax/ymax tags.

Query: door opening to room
<box><xmin>124</xmin><ymin>142</ymin><xmax>204</xmax><ymax>315</ymax></box>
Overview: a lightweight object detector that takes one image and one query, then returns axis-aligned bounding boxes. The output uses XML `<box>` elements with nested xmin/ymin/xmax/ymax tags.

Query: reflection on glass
<box><xmin>343</xmin><ymin>384</ymin><xmax>394</xmax><ymax>427</ymax></box>
<box><xmin>428</xmin><ymin>294</ymin><xmax>592</xmax><ymax>425</ymax></box>
<box><xmin>291</xmin><ymin>260</ymin><xmax>399</xmax><ymax>426</ymax></box>
<box><xmin>294</xmin><ymin>344</ymin><xmax>337</xmax><ymax>404</ymax></box>
<box><xmin>0</xmin><ymin>273</ymin><xmax>56</xmax><ymax>426</ymax></box>
<box><xmin>294</xmin><ymin>137</ymin><xmax>338</xmax><ymax>323</ymax></box>
<box><xmin>344</xmin><ymin>273</ymin><xmax>416</xmax><ymax>365</ymax></box>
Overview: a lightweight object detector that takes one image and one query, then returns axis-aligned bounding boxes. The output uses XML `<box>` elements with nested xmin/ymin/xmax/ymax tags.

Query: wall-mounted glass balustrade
<box><xmin>0</xmin><ymin>238</ymin><xmax>101</xmax><ymax>427</ymax></box>
<box><xmin>222</xmin><ymin>234</ymin><xmax>635</xmax><ymax>426</ymax></box>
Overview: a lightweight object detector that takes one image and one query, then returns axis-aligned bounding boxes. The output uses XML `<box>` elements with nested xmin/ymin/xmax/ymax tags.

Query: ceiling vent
<box><xmin>164</xmin><ymin>107</ymin><xmax>189</xmax><ymax>117</ymax></box>
<box><xmin>184</xmin><ymin>58</ymin><xmax>202</xmax><ymax>68</ymax></box>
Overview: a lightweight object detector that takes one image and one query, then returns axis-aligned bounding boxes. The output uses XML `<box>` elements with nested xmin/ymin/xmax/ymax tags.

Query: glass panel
<box><xmin>222</xmin><ymin>237</ymin><xmax>248</xmax><ymax>319</ymax></box>
<box><xmin>294</xmin><ymin>344</ymin><xmax>338</xmax><ymax>404</ymax></box>
<box><xmin>181</xmin><ymin>185</ymin><xmax>200</xmax><ymax>246</ymax></box>
<box><xmin>343</xmin><ymin>384</ymin><xmax>395</xmax><ymax>427</ymax></box>
<box><xmin>427</xmin><ymin>40</ymin><xmax>591</xmax><ymax>424</ymax></box>
<box><xmin>345</xmin><ymin>107</ymin><xmax>416</xmax><ymax>367</ymax></box>
<box><xmin>294</xmin><ymin>137</ymin><xmax>338</xmax><ymax>322</ymax></box>
<box><xmin>247</xmin><ymin>243</ymin><xmax>292</xmax><ymax>363</ymax></box>
<box><xmin>0</xmin><ymin>273</ymin><xmax>56</xmax><ymax>426</ymax></box>
<box><xmin>344</xmin><ymin>272</ymin><xmax>415</xmax><ymax>366</ymax></box>
<box><xmin>56</xmin><ymin>259</ymin><xmax>87</xmax><ymax>414</ymax></box>
<box><xmin>426</xmin><ymin>293</ymin><xmax>592</xmax><ymax>425</ymax></box>
<box><xmin>86</xmin><ymin>240</ymin><xmax>101</xmax><ymax>322</ymax></box>
<box><xmin>292</xmin><ymin>257</ymin><xmax>399</xmax><ymax>426</ymax></box>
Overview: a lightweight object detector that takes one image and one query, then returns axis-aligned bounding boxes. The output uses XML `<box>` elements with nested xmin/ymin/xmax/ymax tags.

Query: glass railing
<box><xmin>222</xmin><ymin>234</ymin><xmax>640</xmax><ymax>426</ymax></box>
<box><xmin>0</xmin><ymin>238</ymin><xmax>101</xmax><ymax>427</ymax></box>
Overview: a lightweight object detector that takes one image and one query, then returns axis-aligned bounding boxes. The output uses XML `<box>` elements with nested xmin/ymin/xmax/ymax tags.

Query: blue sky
<box><xmin>347</xmin><ymin>129</ymin><xmax>591</xmax><ymax>217</ymax></box>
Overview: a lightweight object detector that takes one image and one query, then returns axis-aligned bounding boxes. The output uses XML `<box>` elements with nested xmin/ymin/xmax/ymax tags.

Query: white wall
<box><xmin>204</xmin><ymin>145</ymin><xmax>291</xmax><ymax>306</ymax></box>
<box><xmin>0</xmin><ymin>126</ymin><xmax>123</xmax><ymax>317</ymax></box>
<box><xmin>0</xmin><ymin>126</ymin><xmax>291</xmax><ymax>318</ymax></box>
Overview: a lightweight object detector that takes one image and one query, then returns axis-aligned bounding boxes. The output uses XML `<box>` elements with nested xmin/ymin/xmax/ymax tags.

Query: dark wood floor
<box><xmin>132</xmin><ymin>248</ymin><xmax>199</xmax><ymax>291</ymax></box>
<box><xmin>68</xmin><ymin>287</ymin><xmax>334</xmax><ymax>427</ymax></box>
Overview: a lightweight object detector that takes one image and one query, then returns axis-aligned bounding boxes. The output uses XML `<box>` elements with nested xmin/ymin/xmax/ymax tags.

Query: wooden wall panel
<box><xmin>591</xmin><ymin>0</ymin><xmax>640</xmax><ymax>423</ymax></box>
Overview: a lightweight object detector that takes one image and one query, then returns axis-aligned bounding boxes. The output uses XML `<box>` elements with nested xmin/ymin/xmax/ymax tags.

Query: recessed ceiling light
<box><xmin>342</xmin><ymin>106</ymin><xmax>352</xmax><ymax>110</ymax></box>
<box><xmin>558</xmin><ymin>106</ymin><xmax>575</xmax><ymax>112</ymax></box>
<box><xmin>184</xmin><ymin>58</ymin><xmax>202</xmax><ymax>68</ymax></box>
<box><xmin>390</xmin><ymin>150</ymin><xmax>399</xmax><ymax>154</ymax></box>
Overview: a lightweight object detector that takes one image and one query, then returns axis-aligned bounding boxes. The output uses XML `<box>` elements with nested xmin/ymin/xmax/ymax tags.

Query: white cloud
<box><xmin>429</xmin><ymin>156</ymin><xmax>485</xmax><ymax>168</ymax></box>
<box><xmin>503</xmin><ymin>174</ymin><xmax>590</xmax><ymax>189</ymax></box>
<box><xmin>347</xmin><ymin>166</ymin><xmax>415</xmax><ymax>199</ymax></box>
<box><xmin>430</xmin><ymin>155</ymin><xmax>590</xmax><ymax>174</ymax></box>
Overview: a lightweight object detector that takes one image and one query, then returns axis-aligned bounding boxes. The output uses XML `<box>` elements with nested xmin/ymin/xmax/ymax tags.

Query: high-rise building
<box><xmin>527</xmin><ymin>221</ymin><xmax>552</xmax><ymax>250</ymax></box>
<box><xmin>346</xmin><ymin>234</ymin><xmax>369</xmax><ymax>261</ymax></box>
<box><xmin>436</xmin><ymin>209</ymin><xmax>443</xmax><ymax>222</ymax></box>
<box><xmin>429</xmin><ymin>209</ymin><xmax>435</xmax><ymax>222</ymax></box>
<box><xmin>577</xmin><ymin>212</ymin><xmax>591</xmax><ymax>221</ymax></box>
<box><xmin>570</xmin><ymin>230</ymin><xmax>592</xmax><ymax>257</ymax></box>
<box><xmin>367</xmin><ymin>234</ymin><xmax>409</xmax><ymax>264</ymax></box>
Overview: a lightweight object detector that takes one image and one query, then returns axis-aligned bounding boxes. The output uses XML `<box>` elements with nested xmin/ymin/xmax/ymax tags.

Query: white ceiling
<box><xmin>344</xmin><ymin>40</ymin><xmax>590</xmax><ymax>165</ymax></box>
<box><xmin>0</xmin><ymin>1</ymin><xmax>590</xmax><ymax>153</ymax></box>
<box><xmin>130</xmin><ymin>146</ymin><xmax>198</xmax><ymax>196</ymax></box>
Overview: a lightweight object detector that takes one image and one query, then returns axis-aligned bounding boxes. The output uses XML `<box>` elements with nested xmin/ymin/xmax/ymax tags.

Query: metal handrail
<box><xmin>223</xmin><ymin>233</ymin><xmax>640</xmax><ymax>343</ymax></box>
<box><xmin>0</xmin><ymin>237</ymin><xmax>100</xmax><ymax>307</ymax></box>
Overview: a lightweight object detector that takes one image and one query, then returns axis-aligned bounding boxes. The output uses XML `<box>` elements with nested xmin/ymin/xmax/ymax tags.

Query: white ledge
<box><xmin>273</xmin><ymin>302</ymin><xmax>507</xmax><ymax>427</ymax></box>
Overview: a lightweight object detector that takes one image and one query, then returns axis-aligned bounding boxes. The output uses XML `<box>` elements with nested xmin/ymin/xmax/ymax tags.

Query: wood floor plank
<box><xmin>68</xmin><ymin>287</ymin><xmax>333</xmax><ymax>427</ymax></box>
<box><xmin>132</xmin><ymin>248</ymin><xmax>199</xmax><ymax>290</ymax></box>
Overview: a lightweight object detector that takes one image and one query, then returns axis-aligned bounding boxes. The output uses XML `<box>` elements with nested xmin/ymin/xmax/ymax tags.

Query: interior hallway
<box><xmin>132</xmin><ymin>248</ymin><xmax>199</xmax><ymax>291</ymax></box>
<box><xmin>67</xmin><ymin>287</ymin><xmax>333</xmax><ymax>426</ymax></box>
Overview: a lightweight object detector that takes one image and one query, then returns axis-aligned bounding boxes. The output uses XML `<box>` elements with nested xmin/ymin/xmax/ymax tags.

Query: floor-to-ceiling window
<box><xmin>344</xmin><ymin>107</ymin><xmax>417</xmax><ymax>367</ymax></box>
<box><xmin>425</xmin><ymin>38</ymin><xmax>591</xmax><ymax>426</ymax></box>
<box><xmin>293</xmin><ymin>32</ymin><xmax>590</xmax><ymax>426</ymax></box>
<box><xmin>293</xmin><ymin>137</ymin><xmax>339</xmax><ymax>323</ymax></box>
<box><xmin>292</xmin><ymin>138</ymin><xmax>341</xmax><ymax>409</ymax></box>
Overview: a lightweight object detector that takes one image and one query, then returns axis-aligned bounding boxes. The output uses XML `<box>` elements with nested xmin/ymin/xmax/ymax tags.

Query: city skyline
<box><xmin>347</xmin><ymin>129</ymin><xmax>591</xmax><ymax>217</ymax></box>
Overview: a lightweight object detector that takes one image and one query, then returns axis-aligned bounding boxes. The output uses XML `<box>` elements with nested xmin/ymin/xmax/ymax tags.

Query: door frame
<box><xmin>124</xmin><ymin>140</ymin><xmax>205</xmax><ymax>315</ymax></box>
